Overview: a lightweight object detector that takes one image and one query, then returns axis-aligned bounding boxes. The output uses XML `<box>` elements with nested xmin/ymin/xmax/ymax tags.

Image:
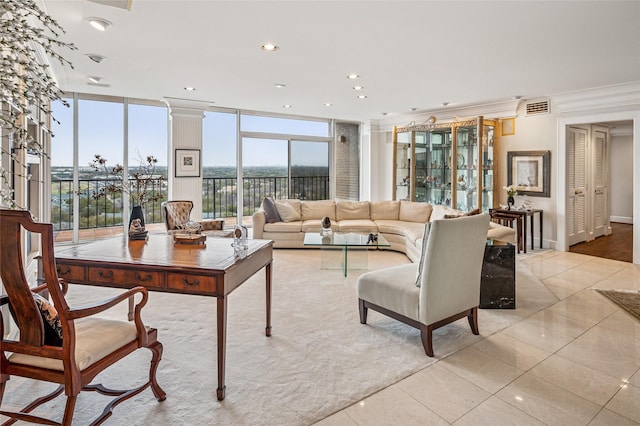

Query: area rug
<box><xmin>595</xmin><ymin>288</ymin><xmax>640</xmax><ymax>322</ymax></box>
<box><xmin>1</xmin><ymin>249</ymin><xmax>554</xmax><ymax>425</ymax></box>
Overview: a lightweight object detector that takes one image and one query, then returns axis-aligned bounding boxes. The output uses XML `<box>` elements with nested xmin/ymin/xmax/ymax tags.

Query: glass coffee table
<box><xmin>303</xmin><ymin>231</ymin><xmax>390</xmax><ymax>277</ymax></box>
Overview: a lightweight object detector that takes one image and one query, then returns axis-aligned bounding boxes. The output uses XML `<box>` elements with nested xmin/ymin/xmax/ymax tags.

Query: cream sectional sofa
<box><xmin>252</xmin><ymin>200</ymin><xmax>516</xmax><ymax>262</ymax></box>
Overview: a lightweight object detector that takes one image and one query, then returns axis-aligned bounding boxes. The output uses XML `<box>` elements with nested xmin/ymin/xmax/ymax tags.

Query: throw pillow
<box><xmin>262</xmin><ymin>197</ymin><xmax>282</xmax><ymax>223</ymax></box>
<box><xmin>444</xmin><ymin>208</ymin><xmax>481</xmax><ymax>219</ymax></box>
<box><xmin>275</xmin><ymin>200</ymin><xmax>301</xmax><ymax>222</ymax></box>
<box><xmin>8</xmin><ymin>293</ymin><xmax>63</xmax><ymax>346</ymax></box>
<box><xmin>415</xmin><ymin>222</ymin><xmax>431</xmax><ymax>288</ymax></box>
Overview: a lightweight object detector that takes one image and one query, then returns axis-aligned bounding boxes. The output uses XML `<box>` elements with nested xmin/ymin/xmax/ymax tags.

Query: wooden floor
<box><xmin>569</xmin><ymin>222</ymin><xmax>633</xmax><ymax>263</ymax></box>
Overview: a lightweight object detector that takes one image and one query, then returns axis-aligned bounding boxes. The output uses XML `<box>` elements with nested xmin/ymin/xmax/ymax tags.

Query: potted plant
<box><xmin>503</xmin><ymin>185</ymin><xmax>517</xmax><ymax>210</ymax></box>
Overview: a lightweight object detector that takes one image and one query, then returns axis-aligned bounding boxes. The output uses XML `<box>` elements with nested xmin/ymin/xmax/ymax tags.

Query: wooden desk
<box><xmin>54</xmin><ymin>234</ymin><xmax>273</xmax><ymax>401</ymax></box>
<box><xmin>490</xmin><ymin>208</ymin><xmax>543</xmax><ymax>253</ymax></box>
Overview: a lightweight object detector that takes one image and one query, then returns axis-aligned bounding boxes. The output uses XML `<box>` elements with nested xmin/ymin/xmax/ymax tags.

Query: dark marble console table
<box><xmin>480</xmin><ymin>242</ymin><xmax>516</xmax><ymax>309</ymax></box>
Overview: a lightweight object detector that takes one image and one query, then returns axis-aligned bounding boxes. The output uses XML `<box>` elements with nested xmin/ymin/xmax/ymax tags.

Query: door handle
<box><xmin>574</xmin><ymin>189</ymin><xmax>582</xmax><ymax>195</ymax></box>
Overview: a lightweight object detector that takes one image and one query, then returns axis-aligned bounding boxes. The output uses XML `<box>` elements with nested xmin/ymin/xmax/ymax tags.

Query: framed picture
<box><xmin>507</xmin><ymin>150</ymin><xmax>550</xmax><ymax>197</ymax></box>
<box><xmin>501</xmin><ymin>118</ymin><xmax>515</xmax><ymax>136</ymax></box>
<box><xmin>175</xmin><ymin>149</ymin><xmax>201</xmax><ymax>177</ymax></box>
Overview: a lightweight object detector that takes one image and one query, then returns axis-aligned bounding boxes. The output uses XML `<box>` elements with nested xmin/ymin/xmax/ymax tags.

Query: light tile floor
<box><xmin>314</xmin><ymin>250</ymin><xmax>640</xmax><ymax>426</ymax></box>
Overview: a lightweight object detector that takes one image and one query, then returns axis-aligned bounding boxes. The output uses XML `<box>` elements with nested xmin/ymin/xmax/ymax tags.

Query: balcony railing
<box><xmin>51</xmin><ymin>175</ymin><xmax>329</xmax><ymax>231</ymax></box>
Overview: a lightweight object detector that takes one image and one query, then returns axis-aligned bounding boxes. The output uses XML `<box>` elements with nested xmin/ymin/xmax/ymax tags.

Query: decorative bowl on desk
<box><xmin>173</xmin><ymin>234</ymin><xmax>207</xmax><ymax>245</ymax></box>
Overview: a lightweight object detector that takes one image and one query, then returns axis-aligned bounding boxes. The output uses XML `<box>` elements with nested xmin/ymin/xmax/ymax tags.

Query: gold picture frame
<box><xmin>501</xmin><ymin>118</ymin><xmax>515</xmax><ymax>136</ymax></box>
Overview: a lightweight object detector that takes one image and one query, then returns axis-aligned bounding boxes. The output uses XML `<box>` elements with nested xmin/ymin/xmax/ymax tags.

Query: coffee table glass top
<box><xmin>303</xmin><ymin>231</ymin><xmax>390</xmax><ymax>247</ymax></box>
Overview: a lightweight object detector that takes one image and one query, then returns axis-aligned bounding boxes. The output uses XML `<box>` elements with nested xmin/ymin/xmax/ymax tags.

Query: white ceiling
<box><xmin>39</xmin><ymin>1</ymin><xmax>640</xmax><ymax>122</ymax></box>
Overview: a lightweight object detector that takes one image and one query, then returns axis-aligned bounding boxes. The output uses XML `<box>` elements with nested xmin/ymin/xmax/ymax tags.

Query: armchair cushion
<box><xmin>357</xmin><ymin>264</ymin><xmax>420</xmax><ymax>321</ymax></box>
<box><xmin>415</xmin><ymin>222</ymin><xmax>431</xmax><ymax>287</ymax></box>
<box><xmin>9</xmin><ymin>317</ymin><xmax>137</xmax><ymax>371</ymax></box>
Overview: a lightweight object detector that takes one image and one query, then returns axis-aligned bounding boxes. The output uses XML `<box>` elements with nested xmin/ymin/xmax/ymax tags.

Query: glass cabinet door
<box><xmin>394</xmin><ymin>131</ymin><xmax>411</xmax><ymax>201</ymax></box>
<box><xmin>425</xmin><ymin>130</ymin><xmax>451</xmax><ymax>205</ymax></box>
<box><xmin>455</xmin><ymin>125</ymin><xmax>478</xmax><ymax>211</ymax></box>
<box><xmin>481</xmin><ymin>121</ymin><xmax>495</xmax><ymax>211</ymax></box>
<box><xmin>413</xmin><ymin>131</ymin><xmax>428</xmax><ymax>202</ymax></box>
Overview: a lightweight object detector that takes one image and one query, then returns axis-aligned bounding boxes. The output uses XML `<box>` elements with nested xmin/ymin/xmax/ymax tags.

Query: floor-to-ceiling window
<box><xmin>50</xmin><ymin>94</ymin><xmax>168</xmax><ymax>242</ymax></box>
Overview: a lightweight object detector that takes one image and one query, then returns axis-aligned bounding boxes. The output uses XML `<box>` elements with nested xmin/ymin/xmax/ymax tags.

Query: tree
<box><xmin>0</xmin><ymin>0</ymin><xmax>75</xmax><ymax>208</ymax></box>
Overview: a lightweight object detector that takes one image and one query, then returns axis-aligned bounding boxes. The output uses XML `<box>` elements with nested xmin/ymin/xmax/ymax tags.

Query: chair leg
<box><xmin>61</xmin><ymin>394</ymin><xmax>77</xmax><ymax>426</ymax></box>
<box><xmin>147</xmin><ymin>340</ymin><xmax>167</xmax><ymax>401</ymax></box>
<box><xmin>467</xmin><ymin>307</ymin><xmax>479</xmax><ymax>335</ymax></box>
<box><xmin>358</xmin><ymin>299</ymin><xmax>368</xmax><ymax>324</ymax></box>
<box><xmin>419</xmin><ymin>325</ymin><xmax>434</xmax><ymax>357</ymax></box>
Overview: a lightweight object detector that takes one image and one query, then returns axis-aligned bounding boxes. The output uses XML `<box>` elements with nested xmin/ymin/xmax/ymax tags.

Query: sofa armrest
<box><xmin>487</xmin><ymin>221</ymin><xmax>517</xmax><ymax>245</ymax></box>
<box><xmin>252</xmin><ymin>210</ymin><xmax>266</xmax><ymax>239</ymax></box>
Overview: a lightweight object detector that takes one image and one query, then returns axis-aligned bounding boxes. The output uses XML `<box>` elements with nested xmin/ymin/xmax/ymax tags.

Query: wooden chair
<box><xmin>357</xmin><ymin>214</ymin><xmax>489</xmax><ymax>357</ymax></box>
<box><xmin>0</xmin><ymin>209</ymin><xmax>166</xmax><ymax>425</ymax></box>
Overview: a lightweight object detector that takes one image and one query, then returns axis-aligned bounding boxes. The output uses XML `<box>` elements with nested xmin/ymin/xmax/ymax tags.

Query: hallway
<box><xmin>569</xmin><ymin>222</ymin><xmax>632</xmax><ymax>263</ymax></box>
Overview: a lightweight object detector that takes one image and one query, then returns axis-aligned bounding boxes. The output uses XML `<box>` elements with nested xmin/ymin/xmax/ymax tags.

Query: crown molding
<box><xmin>553</xmin><ymin>82</ymin><xmax>640</xmax><ymax>115</ymax></box>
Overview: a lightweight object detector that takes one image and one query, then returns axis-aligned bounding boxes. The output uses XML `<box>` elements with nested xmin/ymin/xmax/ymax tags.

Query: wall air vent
<box><xmin>525</xmin><ymin>100</ymin><xmax>550</xmax><ymax>116</ymax></box>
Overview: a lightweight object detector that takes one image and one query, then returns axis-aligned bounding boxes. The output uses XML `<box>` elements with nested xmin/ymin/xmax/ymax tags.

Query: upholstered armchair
<box><xmin>0</xmin><ymin>209</ymin><xmax>166</xmax><ymax>425</ymax></box>
<box><xmin>357</xmin><ymin>213</ymin><xmax>490</xmax><ymax>357</ymax></box>
<box><xmin>162</xmin><ymin>200</ymin><xmax>226</xmax><ymax>235</ymax></box>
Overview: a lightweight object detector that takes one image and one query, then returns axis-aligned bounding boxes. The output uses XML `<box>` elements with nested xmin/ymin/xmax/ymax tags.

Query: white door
<box><xmin>591</xmin><ymin>126</ymin><xmax>610</xmax><ymax>238</ymax></box>
<box><xmin>567</xmin><ymin>126</ymin><xmax>588</xmax><ymax>245</ymax></box>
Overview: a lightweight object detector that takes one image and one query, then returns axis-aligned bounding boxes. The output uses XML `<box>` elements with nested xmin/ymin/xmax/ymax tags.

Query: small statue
<box><xmin>129</xmin><ymin>218</ymin><xmax>145</xmax><ymax>234</ymax></box>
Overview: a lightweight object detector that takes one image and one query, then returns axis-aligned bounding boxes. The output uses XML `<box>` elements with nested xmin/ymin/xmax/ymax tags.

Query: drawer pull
<box><xmin>135</xmin><ymin>273</ymin><xmax>153</xmax><ymax>282</ymax></box>
<box><xmin>98</xmin><ymin>270</ymin><xmax>114</xmax><ymax>279</ymax></box>
<box><xmin>182</xmin><ymin>277</ymin><xmax>200</xmax><ymax>286</ymax></box>
<box><xmin>57</xmin><ymin>267</ymin><xmax>71</xmax><ymax>276</ymax></box>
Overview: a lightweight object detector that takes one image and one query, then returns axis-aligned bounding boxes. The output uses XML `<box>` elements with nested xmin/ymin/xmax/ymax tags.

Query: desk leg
<box><xmin>216</xmin><ymin>296</ymin><xmax>227</xmax><ymax>401</ymax></box>
<box><xmin>265</xmin><ymin>262</ymin><xmax>272</xmax><ymax>337</ymax></box>
<box><xmin>521</xmin><ymin>216</ymin><xmax>527</xmax><ymax>253</ymax></box>
<box><xmin>530</xmin><ymin>214</ymin><xmax>534</xmax><ymax>251</ymax></box>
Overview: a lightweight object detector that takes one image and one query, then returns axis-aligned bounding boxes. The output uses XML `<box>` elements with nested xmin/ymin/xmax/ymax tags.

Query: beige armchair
<box><xmin>357</xmin><ymin>213</ymin><xmax>490</xmax><ymax>357</ymax></box>
<box><xmin>161</xmin><ymin>200</ymin><xmax>226</xmax><ymax>235</ymax></box>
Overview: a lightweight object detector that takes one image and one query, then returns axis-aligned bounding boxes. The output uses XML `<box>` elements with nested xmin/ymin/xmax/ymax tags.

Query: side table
<box><xmin>489</xmin><ymin>208</ymin><xmax>543</xmax><ymax>253</ymax></box>
<box><xmin>480</xmin><ymin>242</ymin><xmax>516</xmax><ymax>309</ymax></box>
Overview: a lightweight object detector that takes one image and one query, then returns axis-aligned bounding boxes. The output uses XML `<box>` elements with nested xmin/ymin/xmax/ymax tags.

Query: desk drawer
<box><xmin>167</xmin><ymin>273</ymin><xmax>217</xmax><ymax>294</ymax></box>
<box><xmin>56</xmin><ymin>264</ymin><xmax>85</xmax><ymax>282</ymax></box>
<box><xmin>88</xmin><ymin>268</ymin><xmax>164</xmax><ymax>289</ymax></box>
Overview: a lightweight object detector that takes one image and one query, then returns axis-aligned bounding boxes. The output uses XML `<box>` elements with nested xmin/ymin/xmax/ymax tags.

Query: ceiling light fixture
<box><xmin>347</xmin><ymin>74</ymin><xmax>360</xmax><ymax>80</ymax></box>
<box><xmin>88</xmin><ymin>76</ymin><xmax>102</xmax><ymax>84</ymax></box>
<box><xmin>353</xmin><ymin>86</ymin><xmax>364</xmax><ymax>91</ymax></box>
<box><xmin>441</xmin><ymin>102</ymin><xmax>449</xmax><ymax>107</ymax></box>
<box><xmin>357</xmin><ymin>95</ymin><xmax>367</xmax><ymax>99</ymax></box>
<box><xmin>410</xmin><ymin>107</ymin><xmax>418</xmax><ymax>112</ymax></box>
<box><xmin>274</xmin><ymin>83</ymin><xmax>286</xmax><ymax>88</ymax></box>
<box><xmin>381</xmin><ymin>112</ymin><xmax>388</xmax><ymax>116</ymax></box>
<box><xmin>184</xmin><ymin>87</ymin><xmax>196</xmax><ymax>91</ymax></box>
<box><xmin>86</xmin><ymin>53</ymin><xmax>106</xmax><ymax>63</ymax></box>
<box><xmin>324</xmin><ymin>103</ymin><xmax>332</xmax><ymax>107</ymax></box>
<box><xmin>261</xmin><ymin>43</ymin><xmax>279</xmax><ymax>52</ymax></box>
<box><xmin>87</xmin><ymin>17</ymin><xmax>112</xmax><ymax>31</ymax></box>
<box><xmin>512</xmin><ymin>95</ymin><xmax>522</xmax><ymax>100</ymax></box>
<box><xmin>283</xmin><ymin>104</ymin><xmax>292</xmax><ymax>108</ymax></box>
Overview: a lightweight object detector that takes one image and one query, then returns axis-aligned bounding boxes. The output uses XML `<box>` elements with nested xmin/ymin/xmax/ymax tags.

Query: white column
<box><xmin>165</xmin><ymin>98</ymin><xmax>208</xmax><ymax>219</ymax></box>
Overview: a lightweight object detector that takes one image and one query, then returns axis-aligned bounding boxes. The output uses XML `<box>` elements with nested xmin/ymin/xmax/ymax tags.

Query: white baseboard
<box><xmin>610</xmin><ymin>216</ymin><xmax>633</xmax><ymax>224</ymax></box>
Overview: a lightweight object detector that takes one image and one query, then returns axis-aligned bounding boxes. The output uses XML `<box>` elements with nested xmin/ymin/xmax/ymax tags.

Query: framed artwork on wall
<box><xmin>507</xmin><ymin>150</ymin><xmax>551</xmax><ymax>197</ymax></box>
<box><xmin>175</xmin><ymin>149</ymin><xmax>201</xmax><ymax>177</ymax></box>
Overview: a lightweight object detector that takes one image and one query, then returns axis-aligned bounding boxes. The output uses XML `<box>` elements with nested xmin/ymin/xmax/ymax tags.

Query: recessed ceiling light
<box><xmin>410</xmin><ymin>107</ymin><xmax>418</xmax><ymax>112</ymax></box>
<box><xmin>324</xmin><ymin>103</ymin><xmax>332</xmax><ymax>107</ymax></box>
<box><xmin>347</xmin><ymin>74</ymin><xmax>360</xmax><ymax>80</ymax></box>
<box><xmin>261</xmin><ymin>43</ymin><xmax>279</xmax><ymax>52</ymax></box>
<box><xmin>512</xmin><ymin>95</ymin><xmax>522</xmax><ymax>100</ymax></box>
<box><xmin>87</xmin><ymin>17</ymin><xmax>112</xmax><ymax>31</ymax></box>
<box><xmin>441</xmin><ymin>102</ymin><xmax>449</xmax><ymax>107</ymax></box>
<box><xmin>88</xmin><ymin>76</ymin><xmax>102</xmax><ymax>84</ymax></box>
<box><xmin>274</xmin><ymin>83</ymin><xmax>286</xmax><ymax>88</ymax></box>
<box><xmin>381</xmin><ymin>112</ymin><xmax>388</xmax><ymax>116</ymax></box>
<box><xmin>357</xmin><ymin>95</ymin><xmax>367</xmax><ymax>99</ymax></box>
<box><xmin>184</xmin><ymin>87</ymin><xmax>196</xmax><ymax>91</ymax></box>
<box><xmin>86</xmin><ymin>53</ymin><xmax>106</xmax><ymax>63</ymax></box>
<box><xmin>283</xmin><ymin>104</ymin><xmax>292</xmax><ymax>108</ymax></box>
<box><xmin>353</xmin><ymin>86</ymin><xmax>364</xmax><ymax>91</ymax></box>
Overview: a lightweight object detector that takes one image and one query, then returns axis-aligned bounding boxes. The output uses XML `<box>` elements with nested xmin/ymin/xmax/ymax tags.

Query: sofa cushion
<box><xmin>301</xmin><ymin>219</ymin><xmax>337</xmax><ymax>232</ymax></box>
<box><xmin>262</xmin><ymin>197</ymin><xmax>282</xmax><ymax>223</ymax></box>
<box><xmin>374</xmin><ymin>220</ymin><xmax>411</xmax><ymax>236</ymax></box>
<box><xmin>399</xmin><ymin>201</ymin><xmax>432</xmax><ymax>223</ymax></box>
<box><xmin>301</xmin><ymin>200</ymin><xmax>336</xmax><ymax>221</ymax></box>
<box><xmin>336</xmin><ymin>201</ymin><xmax>370</xmax><ymax>221</ymax></box>
<box><xmin>275</xmin><ymin>200</ymin><xmax>301</xmax><ymax>222</ymax></box>
<box><xmin>370</xmin><ymin>201</ymin><xmax>400</xmax><ymax>220</ymax></box>
<box><xmin>336</xmin><ymin>219</ymin><xmax>378</xmax><ymax>233</ymax></box>
<box><xmin>264</xmin><ymin>221</ymin><xmax>302</xmax><ymax>233</ymax></box>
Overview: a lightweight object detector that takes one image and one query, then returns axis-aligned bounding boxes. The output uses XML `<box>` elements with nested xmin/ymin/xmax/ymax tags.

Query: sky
<box><xmin>51</xmin><ymin>99</ymin><xmax>330</xmax><ymax>168</ymax></box>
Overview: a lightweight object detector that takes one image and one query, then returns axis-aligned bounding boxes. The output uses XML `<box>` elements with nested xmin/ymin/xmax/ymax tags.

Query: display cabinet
<box><xmin>392</xmin><ymin>116</ymin><xmax>497</xmax><ymax>212</ymax></box>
